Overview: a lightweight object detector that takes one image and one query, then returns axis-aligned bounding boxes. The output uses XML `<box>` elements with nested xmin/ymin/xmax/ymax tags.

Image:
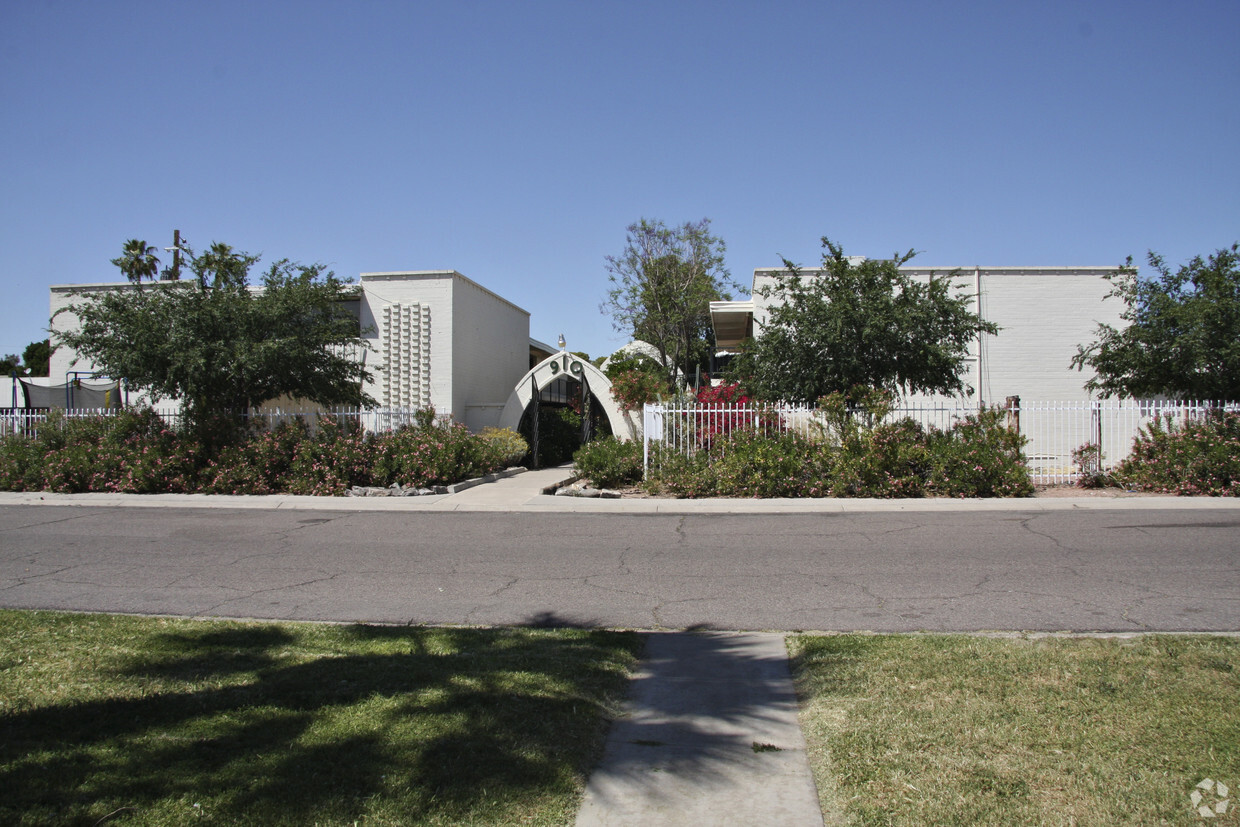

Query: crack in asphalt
<box><xmin>1120</xmin><ymin>602</ymin><xmax>1151</xmax><ymax>629</ymax></box>
<box><xmin>0</xmin><ymin>563</ymin><xmax>79</xmax><ymax>588</ymax></box>
<box><xmin>856</xmin><ymin>583</ymin><xmax>885</xmax><ymax>608</ymax></box>
<box><xmin>1017</xmin><ymin>515</ymin><xmax>1074</xmax><ymax>552</ymax></box>
<box><xmin>869</xmin><ymin>522</ymin><xmax>927</xmax><ymax>539</ymax></box>
<box><xmin>489</xmin><ymin>577</ymin><xmax>520</xmax><ymax>597</ymax></box>
<box><xmin>199</xmin><ymin>572</ymin><xmax>347</xmax><ymax>616</ymax></box>
<box><xmin>0</xmin><ymin>511</ymin><xmax>99</xmax><ymax>532</ymax></box>
<box><xmin>579</xmin><ymin>577</ymin><xmax>664</xmax><ymax>603</ymax></box>
<box><xmin>234</xmin><ymin>571</ymin><xmax>344</xmax><ymax>596</ymax></box>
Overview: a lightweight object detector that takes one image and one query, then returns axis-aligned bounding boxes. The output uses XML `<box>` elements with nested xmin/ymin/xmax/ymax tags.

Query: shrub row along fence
<box><xmin>0</xmin><ymin>406</ymin><xmax>448</xmax><ymax>441</ymax></box>
<box><xmin>642</xmin><ymin>399</ymin><xmax>1239</xmax><ymax>484</ymax></box>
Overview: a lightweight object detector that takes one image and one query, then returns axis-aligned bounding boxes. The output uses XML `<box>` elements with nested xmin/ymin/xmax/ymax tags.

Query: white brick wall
<box><xmin>901</xmin><ymin>266</ymin><xmax>1122</xmax><ymax>404</ymax></box>
<box><xmin>48</xmin><ymin>282</ymin><xmax>123</xmax><ymax>380</ymax></box>
<box><xmin>360</xmin><ymin>272</ymin><xmax>456</xmax><ymax>414</ymax></box>
<box><xmin>748</xmin><ymin>265</ymin><xmax>1125</xmax><ymax>404</ymax></box>
<box><xmin>450</xmin><ymin>275</ymin><xmax>529</xmax><ymax>423</ymax></box>
<box><xmin>360</xmin><ymin>271</ymin><xmax>530</xmax><ymax>425</ymax></box>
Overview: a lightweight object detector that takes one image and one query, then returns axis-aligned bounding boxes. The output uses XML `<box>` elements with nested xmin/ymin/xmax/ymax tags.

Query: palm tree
<box><xmin>194</xmin><ymin>242</ymin><xmax>254</xmax><ymax>289</ymax></box>
<box><xmin>111</xmin><ymin>239</ymin><xmax>161</xmax><ymax>283</ymax></box>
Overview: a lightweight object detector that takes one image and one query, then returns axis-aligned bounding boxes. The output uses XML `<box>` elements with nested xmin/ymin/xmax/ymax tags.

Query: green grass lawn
<box><xmin>0</xmin><ymin>611</ymin><xmax>641</xmax><ymax>826</ymax></box>
<box><xmin>790</xmin><ymin>634</ymin><xmax>1240</xmax><ymax>826</ymax></box>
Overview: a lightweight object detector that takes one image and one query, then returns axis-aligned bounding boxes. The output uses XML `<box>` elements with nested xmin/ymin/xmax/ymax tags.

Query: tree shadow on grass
<box><xmin>0</xmin><ymin>620</ymin><xmax>641</xmax><ymax>826</ymax></box>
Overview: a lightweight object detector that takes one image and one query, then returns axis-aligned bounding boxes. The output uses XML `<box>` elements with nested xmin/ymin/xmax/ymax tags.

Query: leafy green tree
<box><xmin>0</xmin><ymin>354</ymin><xmax>21</xmax><ymax>376</ymax></box>
<box><xmin>1072</xmin><ymin>243</ymin><xmax>1240</xmax><ymax>400</ymax></box>
<box><xmin>730</xmin><ymin>237</ymin><xmax>999</xmax><ymax>402</ymax></box>
<box><xmin>56</xmin><ymin>244</ymin><xmax>374</xmax><ymax>432</ymax></box>
<box><xmin>111</xmin><ymin>239</ymin><xmax>162</xmax><ymax>284</ymax></box>
<box><xmin>21</xmin><ymin>340</ymin><xmax>51</xmax><ymax>377</ymax></box>
<box><xmin>601</xmin><ymin>219</ymin><xmax>738</xmax><ymax>392</ymax></box>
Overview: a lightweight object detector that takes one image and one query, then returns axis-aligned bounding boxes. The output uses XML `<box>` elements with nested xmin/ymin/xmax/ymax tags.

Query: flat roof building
<box><xmin>46</xmin><ymin>270</ymin><xmax>540</xmax><ymax>432</ymax></box>
<box><xmin>710</xmin><ymin>264</ymin><xmax>1127</xmax><ymax>403</ymax></box>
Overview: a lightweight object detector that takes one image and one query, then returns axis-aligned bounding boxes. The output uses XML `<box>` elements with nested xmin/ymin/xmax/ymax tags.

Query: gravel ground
<box><xmin>1031</xmin><ymin>484</ymin><xmax>1162</xmax><ymax>498</ymax></box>
<box><xmin>590</xmin><ymin>483</ymin><xmax>1169</xmax><ymax>500</ymax></box>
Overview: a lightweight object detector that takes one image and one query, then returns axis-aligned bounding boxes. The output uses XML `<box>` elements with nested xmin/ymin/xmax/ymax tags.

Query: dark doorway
<box><xmin>516</xmin><ymin>376</ymin><xmax>612</xmax><ymax>467</ymax></box>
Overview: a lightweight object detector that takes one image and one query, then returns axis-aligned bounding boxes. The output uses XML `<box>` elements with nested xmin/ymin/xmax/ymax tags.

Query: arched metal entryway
<box><xmin>498</xmin><ymin>351</ymin><xmax>638</xmax><ymax>462</ymax></box>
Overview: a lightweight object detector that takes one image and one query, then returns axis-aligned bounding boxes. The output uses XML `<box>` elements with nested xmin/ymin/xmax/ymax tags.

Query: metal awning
<box><xmin>709</xmin><ymin>300</ymin><xmax>755</xmax><ymax>348</ymax></box>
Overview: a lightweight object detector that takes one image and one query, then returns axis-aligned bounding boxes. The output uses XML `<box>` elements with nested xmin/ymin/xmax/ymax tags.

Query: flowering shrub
<box><xmin>1072</xmin><ymin>442</ymin><xmax>1109</xmax><ymax>489</ymax></box>
<box><xmin>573</xmin><ymin>436</ymin><xmax>642</xmax><ymax>488</ymax></box>
<box><xmin>647</xmin><ymin>396</ymin><xmax>1033</xmax><ymax>499</ymax></box>
<box><xmin>685</xmin><ymin>381</ymin><xmax>785</xmax><ymax>450</ymax></box>
<box><xmin>202</xmin><ymin>420</ymin><xmax>313</xmax><ymax>494</ymax></box>
<box><xmin>827</xmin><ymin>418</ymin><xmax>933</xmax><ymax>497</ymax></box>
<box><xmin>478</xmin><ymin>427</ymin><xmax>529</xmax><ymax>467</ymax></box>
<box><xmin>0</xmin><ymin>408</ymin><xmax>510</xmax><ymax>495</ymax></box>
<box><xmin>644</xmin><ymin>445</ymin><xmax>719</xmax><ymax>498</ymax></box>
<box><xmin>696</xmin><ymin>381</ymin><xmax>747</xmax><ymax>406</ymax></box>
<box><xmin>809</xmin><ymin>388</ymin><xmax>933</xmax><ymax>497</ymax></box>
<box><xmin>706</xmin><ymin>430</ymin><xmax>825</xmax><ymax>497</ymax></box>
<box><xmin>0</xmin><ymin>408</ymin><xmax>200</xmax><ymax>494</ymax></box>
<box><xmin>0</xmin><ymin>436</ymin><xmax>38</xmax><ymax>490</ymax></box>
<box><xmin>1113</xmin><ymin>409</ymin><xmax>1240</xmax><ymax>496</ymax></box>
<box><xmin>605</xmin><ymin>353</ymin><xmax>666</xmax><ymax>411</ymax></box>
<box><xmin>285</xmin><ymin>418</ymin><xmax>375</xmax><ymax>496</ymax></box>
<box><xmin>924</xmin><ymin>408</ymin><xmax>1033</xmax><ymax>498</ymax></box>
<box><xmin>371</xmin><ymin>420</ymin><xmax>502</xmax><ymax>488</ymax></box>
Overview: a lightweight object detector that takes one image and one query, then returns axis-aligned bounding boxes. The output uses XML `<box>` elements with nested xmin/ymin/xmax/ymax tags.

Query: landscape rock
<box><xmin>555</xmin><ymin>484</ymin><xmax>620</xmax><ymax>498</ymax></box>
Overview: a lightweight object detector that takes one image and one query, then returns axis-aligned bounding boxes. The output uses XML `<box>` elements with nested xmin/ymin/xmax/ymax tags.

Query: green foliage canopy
<box><xmin>730</xmin><ymin>238</ymin><xmax>998</xmax><ymax>402</ymax></box>
<box><xmin>601</xmin><ymin>218</ymin><xmax>738</xmax><ymax>392</ymax></box>
<box><xmin>0</xmin><ymin>341</ymin><xmax>52</xmax><ymax>377</ymax></box>
<box><xmin>1072</xmin><ymin>243</ymin><xmax>1240</xmax><ymax>400</ymax></box>
<box><xmin>56</xmin><ymin>243</ymin><xmax>374</xmax><ymax>428</ymax></box>
<box><xmin>22</xmin><ymin>340</ymin><xmax>51</xmax><ymax>376</ymax></box>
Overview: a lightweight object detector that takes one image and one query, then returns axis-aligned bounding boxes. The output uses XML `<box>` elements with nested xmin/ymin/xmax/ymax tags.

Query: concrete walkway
<box><xmin>576</xmin><ymin>632</ymin><xmax>825</xmax><ymax>827</ymax></box>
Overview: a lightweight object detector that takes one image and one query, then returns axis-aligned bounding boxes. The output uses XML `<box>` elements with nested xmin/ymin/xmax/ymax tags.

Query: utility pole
<box><xmin>168</xmin><ymin>229</ymin><xmax>183</xmax><ymax>281</ymax></box>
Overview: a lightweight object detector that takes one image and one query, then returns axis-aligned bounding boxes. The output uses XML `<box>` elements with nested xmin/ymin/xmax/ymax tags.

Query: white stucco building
<box><xmin>710</xmin><ymin>263</ymin><xmax>1127</xmax><ymax>403</ymax></box>
<box><xmin>30</xmin><ymin>259</ymin><xmax>1129</xmax><ymax>440</ymax></box>
<box><xmin>43</xmin><ymin>270</ymin><xmax>545</xmax><ymax>432</ymax></box>
<box><xmin>352</xmin><ymin>270</ymin><xmax>533</xmax><ymax>431</ymax></box>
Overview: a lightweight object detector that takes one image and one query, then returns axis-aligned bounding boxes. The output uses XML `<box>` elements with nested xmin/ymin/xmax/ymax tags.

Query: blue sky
<box><xmin>2</xmin><ymin>0</ymin><xmax>1237</xmax><ymax>364</ymax></box>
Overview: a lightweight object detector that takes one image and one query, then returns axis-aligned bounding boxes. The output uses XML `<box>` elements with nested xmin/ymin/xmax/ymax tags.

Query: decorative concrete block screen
<box><xmin>381</xmin><ymin>303</ymin><xmax>432</xmax><ymax>409</ymax></box>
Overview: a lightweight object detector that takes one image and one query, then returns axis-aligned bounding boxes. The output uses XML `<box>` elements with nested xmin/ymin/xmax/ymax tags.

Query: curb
<box><xmin>444</xmin><ymin>465</ymin><xmax>528</xmax><ymax>494</ymax></box>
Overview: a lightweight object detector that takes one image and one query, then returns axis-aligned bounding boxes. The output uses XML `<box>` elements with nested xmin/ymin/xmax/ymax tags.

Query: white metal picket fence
<box><xmin>7</xmin><ymin>400</ymin><xmax>1236</xmax><ymax>486</ymax></box>
<box><xmin>0</xmin><ymin>406</ymin><xmax>451</xmax><ymax>441</ymax></box>
<box><xmin>642</xmin><ymin>399</ymin><xmax>1239</xmax><ymax>484</ymax></box>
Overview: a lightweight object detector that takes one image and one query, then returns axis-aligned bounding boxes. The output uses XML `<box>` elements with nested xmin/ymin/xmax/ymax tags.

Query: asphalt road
<box><xmin>0</xmin><ymin>505</ymin><xmax>1237</xmax><ymax>632</ymax></box>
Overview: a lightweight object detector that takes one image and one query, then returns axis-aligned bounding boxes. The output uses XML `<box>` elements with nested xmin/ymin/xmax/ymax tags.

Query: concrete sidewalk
<box><xmin>576</xmin><ymin>632</ymin><xmax>825</xmax><ymax>827</ymax></box>
<box><xmin>1</xmin><ymin>465</ymin><xmax>1235</xmax><ymax>513</ymax></box>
